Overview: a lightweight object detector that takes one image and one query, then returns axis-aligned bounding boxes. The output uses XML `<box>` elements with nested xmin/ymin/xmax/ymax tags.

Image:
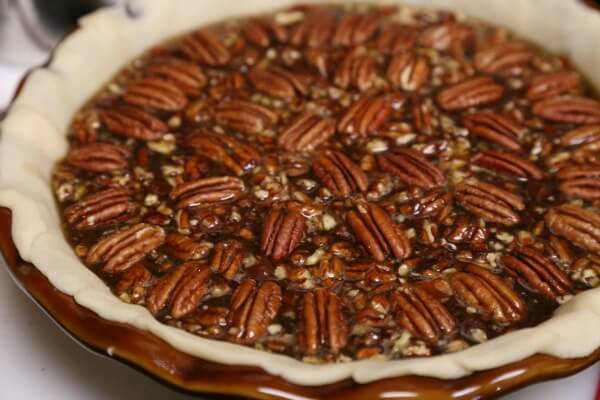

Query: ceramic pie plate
<box><xmin>1</xmin><ymin>0</ymin><xmax>600</xmax><ymax>399</ymax></box>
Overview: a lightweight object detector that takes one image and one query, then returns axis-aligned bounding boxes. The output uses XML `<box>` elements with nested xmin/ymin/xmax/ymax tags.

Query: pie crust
<box><xmin>1</xmin><ymin>0</ymin><xmax>600</xmax><ymax>386</ymax></box>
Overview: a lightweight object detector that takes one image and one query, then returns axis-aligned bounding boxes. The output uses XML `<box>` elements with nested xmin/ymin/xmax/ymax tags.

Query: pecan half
<box><xmin>146</xmin><ymin>57</ymin><xmax>207</xmax><ymax>96</ymax></box>
<box><xmin>449</xmin><ymin>264</ymin><xmax>525</xmax><ymax>324</ymax></box>
<box><xmin>557</xmin><ymin>164</ymin><xmax>600</xmax><ymax>200</ymax></box>
<box><xmin>387</xmin><ymin>52</ymin><xmax>429</xmax><ymax>91</ymax></box>
<box><xmin>474</xmin><ymin>41</ymin><xmax>531</xmax><ymax>73</ymax></box>
<box><xmin>248</xmin><ymin>66</ymin><xmax>309</xmax><ymax>100</ymax></box>
<box><xmin>65</xmin><ymin>187</ymin><xmax>138</xmax><ymax>230</ymax></box>
<box><xmin>242</xmin><ymin>17</ymin><xmax>288</xmax><ymax>47</ymax></box>
<box><xmin>376</xmin><ymin>23</ymin><xmax>417</xmax><ymax>54</ymax></box>
<box><xmin>99</xmin><ymin>106</ymin><xmax>168</xmax><ymax>141</ymax></box>
<box><xmin>392</xmin><ymin>286</ymin><xmax>456</xmax><ymax>344</ymax></box>
<box><xmin>229</xmin><ymin>279</ymin><xmax>282</xmax><ymax>343</ymax></box>
<box><xmin>181</xmin><ymin>29</ymin><xmax>231</xmax><ymax>66</ymax></box>
<box><xmin>278</xmin><ymin>112</ymin><xmax>336</xmax><ymax>151</ymax></box>
<box><xmin>313</xmin><ymin>151</ymin><xmax>368</xmax><ymax>196</ymax></box>
<box><xmin>290</xmin><ymin>12</ymin><xmax>336</xmax><ymax>48</ymax></box>
<box><xmin>472</xmin><ymin>150</ymin><xmax>545</xmax><ymax>180</ymax></box>
<box><xmin>463</xmin><ymin>112</ymin><xmax>525</xmax><ymax>152</ymax></box>
<box><xmin>332</xmin><ymin>13</ymin><xmax>379</xmax><ymax>47</ymax></box>
<box><xmin>403</xmin><ymin>190</ymin><xmax>452</xmax><ymax>220</ymax></box>
<box><xmin>66</xmin><ymin>143</ymin><xmax>130</xmax><ymax>173</ymax></box>
<box><xmin>123</xmin><ymin>78</ymin><xmax>188</xmax><ymax>112</ymax></box>
<box><xmin>436</xmin><ymin>77</ymin><xmax>504</xmax><ymax>111</ymax></box>
<box><xmin>455</xmin><ymin>180</ymin><xmax>525</xmax><ymax>226</ymax></box>
<box><xmin>187</xmin><ymin>132</ymin><xmax>259</xmax><ymax>176</ymax></box>
<box><xmin>170</xmin><ymin>176</ymin><xmax>245</xmax><ymax>209</ymax></box>
<box><xmin>545</xmin><ymin>204</ymin><xmax>600</xmax><ymax>254</ymax></box>
<box><xmin>347</xmin><ymin>202</ymin><xmax>411</xmax><ymax>262</ymax></box>
<box><xmin>210</xmin><ymin>240</ymin><xmax>244</xmax><ymax>280</ymax></box>
<box><xmin>261</xmin><ymin>207</ymin><xmax>305</xmax><ymax>261</ymax></box>
<box><xmin>86</xmin><ymin>223</ymin><xmax>165</xmax><ymax>273</ymax></box>
<box><xmin>335</xmin><ymin>53</ymin><xmax>376</xmax><ymax>92</ymax></box>
<box><xmin>526</xmin><ymin>72</ymin><xmax>581</xmax><ymax>101</ymax></box>
<box><xmin>377</xmin><ymin>149</ymin><xmax>445</xmax><ymax>189</ymax></box>
<box><xmin>500</xmin><ymin>247</ymin><xmax>573</xmax><ymax>301</ymax></box>
<box><xmin>560</xmin><ymin>125</ymin><xmax>600</xmax><ymax>147</ymax></box>
<box><xmin>215</xmin><ymin>100</ymin><xmax>279</xmax><ymax>134</ymax></box>
<box><xmin>532</xmin><ymin>96</ymin><xmax>600</xmax><ymax>124</ymax></box>
<box><xmin>300</xmin><ymin>289</ymin><xmax>348</xmax><ymax>355</ymax></box>
<box><xmin>114</xmin><ymin>264</ymin><xmax>152</xmax><ymax>298</ymax></box>
<box><xmin>418</xmin><ymin>22</ymin><xmax>473</xmax><ymax>52</ymax></box>
<box><xmin>338</xmin><ymin>95</ymin><xmax>393</xmax><ymax>136</ymax></box>
<box><xmin>165</xmin><ymin>232</ymin><xmax>208</xmax><ymax>261</ymax></box>
<box><xmin>146</xmin><ymin>262</ymin><xmax>212</xmax><ymax>318</ymax></box>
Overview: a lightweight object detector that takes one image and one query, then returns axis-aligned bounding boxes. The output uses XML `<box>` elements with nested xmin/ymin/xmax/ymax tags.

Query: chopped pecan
<box><xmin>392</xmin><ymin>286</ymin><xmax>456</xmax><ymax>344</ymax></box>
<box><xmin>261</xmin><ymin>206</ymin><xmax>305</xmax><ymax>261</ymax></box>
<box><xmin>146</xmin><ymin>57</ymin><xmax>207</xmax><ymax>96</ymax></box>
<box><xmin>338</xmin><ymin>95</ymin><xmax>393</xmax><ymax>136</ymax></box>
<box><xmin>170</xmin><ymin>176</ymin><xmax>245</xmax><ymax>209</ymax></box>
<box><xmin>181</xmin><ymin>29</ymin><xmax>231</xmax><ymax>66</ymax></box>
<box><xmin>66</xmin><ymin>143</ymin><xmax>130</xmax><ymax>173</ymax></box>
<box><xmin>123</xmin><ymin>78</ymin><xmax>188</xmax><ymax>112</ymax></box>
<box><xmin>64</xmin><ymin>187</ymin><xmax>138</xmax><ymax>230</ymax></box>
<box><xmin>376</xmin><ymin>23</ymin><xmax>417</xmax><ymax>53</ymax></box>
<box><xmin>248</xmin><ymin>66</ymin><xmax>309</xmax><ymax>100</ymax></box>
<box><xmin>215</xmin><ymin>100</ymin><xmax>278</xmax><ymax>134</ymax></box>
<box><xmin>210</xmin><ymin>240</ymin><xmax>244</xmax><ymax>280</ymax></box>
<box><xmin>387</xmin><ymin>52</ymin><xmax>429</xmax><ymax>91</ymax></box>
<box><xmin>472</xmin><ymin>150</ymin><xmax>545</xmax><ymax>180</ymax></box>
<box><xmin>300</xmin><ymin>289</ymin><xmax>348</xmax><ymax>355</ymax></box>
<box><xmin>187</xmin><ymin>132</ymin><xmax>259</xmax><ymax>176</ymax></box>
<box><xmin>229</xmin><ymin>279</ymin><xmax>282</xmax><ymax>343</ymax></box>
<box><xmin>463</xmin><ymin>112</ymin><xmax>525</xmax><ymax>152</ymax></box>
<box><xmin>335</xmin><ymin>52</ymin><xmax>376</xmax><ymax>92</ymax></box>
<box><xmin>332</xmin><ymin>12</ymin><xmax>379</xmax><ymax>47</ymax></box>
<box><xmin>436</xmin><ymin>76</ymin><xmax>504</xmax><ymax>111</ymax></box>
<box><xmin>500</xmin><ymin>247</ymin><xmax>573</xmax><ymax>301</ymax></box>
<box><xmin>86</xmin><ymin>223</ymin><xmax>165</xmax><ymax>273</ymax></box>
<box><xmin>474</xmin><ymin>41</ymin><xmax>531</xmax><ymax>73</ymax></box>
<box><xmin>290</xmin><ymin>12</ymin><xmax>336</xmax><ymax>48</ymax></box>
<box><xmin>446</xmin><ymin>216</ymin><xmax>489</xmax><ymax>246</ymax></box>
<box><xmin>99</xmin><ymin>106</ymin><xmax>168</xmax><ymax>141</ymax></box>
<box><xmin>347</xmin><ymin>202</ymin><xmax>411</xmax><ymax>262</ymax></box>
<box><xmin>146</xmin><ymin>262</ymin><xmax>212</xmax><ymax>318</ymax></box>
<box><xmin>560</xmin><ymin>125</ymin><xmax>600</xmax><ymax>147</ymax></box>
<box><xmin>545</xmin><ymin>204</ymin><xmax>600</xmax><ymax>254</ymax></box>
<box><xmin>557</xmin><ymin>164</ymin><xmax>600</xmax><ymax>200</ymax></box>
<box><xmin>313</xmin><ymin>150</ymin><xmax>368</xmax><ymax>196</ymax></box>
<box><xmin>455</xmin><ymin>180</ymin><xmax>525</xmax><ymax>226</ymax></box>
<box><xmin>377</xmin><ymin>149</ymin><xmax>445</xmax><ymax>188</ymax></box>
<box><xmin>449</xmin><ymin>264</ymin><xmax>525</xmax><ymax>324</ymax></box>
<box><xmin>278</xmin><ymin>112</ymin><xmax>336</xmax><ymax>151</ymax></box>
<box><xmin>165</xmin><ymin>232</ymin><xmax>207</xmax><ymax>261</ymax></box>
<box><xmin>418</xmin><ymin>22</ymin><xmax>473</xmax><ymax>52</ymax></box>
<box><xmin>411</xmin><ymin>96</ymin><xmax>436</xmax><ymax>135</ymax></box>
<box><xmin>242</xmin><ymin>17</ymin><xmax>288</xmax><ymax>47</ymax></box>
<box><xmin>526</xmin><ymin>72</ymin><xmax>581</xmax><ymax>101</ymax></box>
<box><xmin>532</xmin><ymin>96</ymin><xmax>600</xmax><ymax>124</ymax></box>
<box><xmin>403</xmin><ymin>190</ymin><xmax>452</xmax><ymax>220</ymax></box>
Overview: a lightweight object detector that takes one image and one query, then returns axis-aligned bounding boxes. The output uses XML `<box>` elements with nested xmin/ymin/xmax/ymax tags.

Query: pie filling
<box><xmin>51</xmin><ymin>3</ymin><xmax>600</xmax><ymax>363</ymax></box>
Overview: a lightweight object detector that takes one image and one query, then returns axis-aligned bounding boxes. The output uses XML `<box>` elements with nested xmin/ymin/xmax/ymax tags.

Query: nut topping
<box><xmin>278</xmin><ymin>112</ymin><xmax>336</xmax><ymax>151</ymax></box>
<box><xmin>300</xmin><ymin>289</ymin><xmax>348</xmax><ymax>355</ymax></box>
<box><xmin>146</xmin><ymin>58</ymin><xmax>207</xmax><ymax>96</ymax></box>
<box><xmin>387</xmin><ymin>52</ymin><xmax>429</xmax><ymax>91</ymax></box>
<box><xmin>474</xmin><ymin>41</ymin><xmax>531</xmax><ymax>73</ymax></box>
<box><xmin>436</xmin><ymin>77</ymin><xmax>504</xmax><ymax>111</ymax></box>
<box><xmin>170</xmin><ymin>176</ymin><xmax>245</xmax><ymax>209</ymax></box>
<box><xmin>557</xmin><ymin>165</ymin><xmax>600</xmax><ymax>200</ymax></box>
<box><xmin>243</xmin><ymin>18</ymin><xmax>288</xmax><ymax>48</ymax></box>
<box><xmin>86</xmin><ymin>223</ymin><xmax>165</xmax><ymax>273</ymax></box>
<box><xmin>463</xmin><ymin>112</ymin><xmax>525</xmax><ymax>152</ymax></box>
<box><xmin>532</xmin><ymin>96</ymin><xmax>600</xmax><ymax>124</ymax></box>
<box><xmin>377</xmin><ymin>149</ymin><xmax>445</xmax><ymax>189</ymax></box>
<box><xmin>99</xmin><ymin>106</ymin><xmax>168</xmax><ymax>141</ymax></box>
<box><xmin>261</xmin><ymin>206</ymin><xmax>305</xmax><ymax>261</ymax></box>
<box><xmin>335</xmin><ymin>52</ymin><xmax>376</xmax><ymax>92</ymax></box>
<box><xmin>545</xmin><ymin>205</ymin><xmax>600</xmax><ymax>254</ymax></box>
<box><xmin>210</xmin><ymin>240</ymin><xmax>244</xmax><ymax>280</ymax></box>
<box><xmin>455</xmin><ymin>180</ymin><xmax>525</xmax><ymax>226</ymax></box>
<box><xmin>66</xmin><ymin>143</ymin><xmax>130</xmax><ymax>173</ymax></box>
<box><xmin>347</xmin><ymin>202</ymin><xmax>411</xmax><ymax>262</ymax></box>
<box><xmin>123</xmin><ymin>78</ymin><xmax>188</xmax><ymax>112</ymax></box>
<box><xmin>181</xmin><ymin>29</ymin><xmax>231</xmax><ymax>66</ymax></box>
<box><xmin>338</xmin><ymin>95</ymin><xmax>393</xmax><ymax>136</ymax></box>
<box><xmin>186</xmin><ymin>132</ymin><xmax>259</xmax><ymax>176</ymax></box>
<box><xmin>249</xmin><ymin>66</ymin><xmax>309</xmax><ymax>100</ymax></box>
<box><xmin>65</xmin><ymin>187</ymin><xmax>138</xmax><ymax>230</ymax></box>
<box><xmin>215</xmin><ymin>100</ymin><xmax>279</xmax><ymax>134</ymax></box>
<box><xmin>313</xmin><ymin>151</ymin><xmax>368</xmax><ymax>196</ymax></box>
<box><xmin>472</xmin><ymin>151</ymin><xmax>545</xmax><ymax>180</ymax></box>
<box><xmin>332</xmin><ymin>12</ymin><xmax>379</xmax><ymax>47</ymax></box>
<box><xmin>526</xmin><ymin>72</ymin><xmax>581</xmax><ymax>101</ymax></box>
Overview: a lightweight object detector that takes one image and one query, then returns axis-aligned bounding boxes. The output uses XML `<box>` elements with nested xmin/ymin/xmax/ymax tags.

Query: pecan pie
<box><xmin>50</xmin><ymin>3</ymin><xmax>600</xmax><ymax>364</ymax></box>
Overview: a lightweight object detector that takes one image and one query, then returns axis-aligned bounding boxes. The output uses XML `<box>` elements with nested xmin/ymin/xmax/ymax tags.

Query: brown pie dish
<box><xmin>1</xmin><ymin>1</ymin><xmax>600</xmax><ymax>398</ymax></box>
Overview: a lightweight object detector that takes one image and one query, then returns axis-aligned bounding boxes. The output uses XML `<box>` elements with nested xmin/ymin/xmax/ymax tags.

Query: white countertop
<box><xmin>0</xmin><ymin>59</ymin><xmax>598</xmax><ymax>400</ymax></box>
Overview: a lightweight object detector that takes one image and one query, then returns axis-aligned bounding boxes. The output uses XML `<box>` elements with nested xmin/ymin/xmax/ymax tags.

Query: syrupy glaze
<box><xmin>52</xmin><ymin>3</ymin><xmax>600</xmax><ymax>363</ymax></box>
